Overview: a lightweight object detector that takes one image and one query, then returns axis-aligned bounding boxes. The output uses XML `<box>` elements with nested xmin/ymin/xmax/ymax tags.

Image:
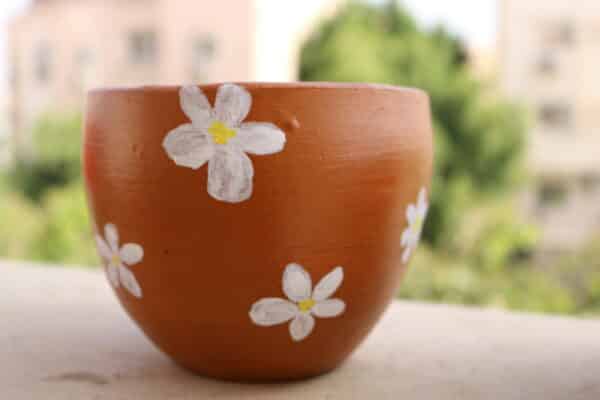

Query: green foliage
<box><xmin>8</xmin><ymin>112</ymin><xmax>82</xmax><ymax>202</ymax></box>
<box><xmin>400</xmin><ymin>237</ymin><xmax>600</xmax><ymax>316</ymax></box>
<box><xmin>299</xmin><ymin>1</ymin><xmax>527</xmax><ymax>249</ymax></box>
<box><xmin>29</xmin><ymin>182</ymin><xmax>98</xmax><ymax>266</ymax></box>
<box><xmin>33</xmin><ymin>112</ymin><xmax>83</xmax><ymax>169</ymax></box>
<box><xmin>471</xmin><ymin>215</ymin><xmax>538</xmax><ymax>272</ymax></box>
<box><xmin>551</xmin><ymin>240</ymin><xmax>600</xmax><ymax>315</ymax></box>
<box><xmin>453</xmin><ymin>202</ymin><xmax>539</xmax><ymax>272</ymax></box>
<box><xmin>399</xmin><ymin>247</ymin><xmax>576</xmax><ymax>314</ymax></box>
<box><xmin>0</xmin><ymin>172</ymin><xmax>97</xmax><ymax>266</ymax></box>
<box><xmin>0</xmin><ymin>111</ymin><xmax>97</xmax><ymax>266</ymax></box>
<box><xmin>0</xmin><ymin>176</ymin><xmax>44</xmax><ymax>260</ymax></box>
<box><xmin>8</xmin><ymin>159</ymin><xmax>76</xmax><ymax>202</ymax></box>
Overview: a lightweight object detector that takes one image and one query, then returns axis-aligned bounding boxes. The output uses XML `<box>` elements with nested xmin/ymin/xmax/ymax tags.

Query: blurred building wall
<box><xmin>500</xmin><ymin>0</ymin><xmax>600</xmax><ymax>249</ymax></box>
<box><xmin>0</xmin><ymin>94</ymin><xmax>10</xmax><ymax>166</ymax></box>
<box><xmin>8</xmin><ymin>0</ymin><xmax>341</xmax><ymax>156</ymax></box>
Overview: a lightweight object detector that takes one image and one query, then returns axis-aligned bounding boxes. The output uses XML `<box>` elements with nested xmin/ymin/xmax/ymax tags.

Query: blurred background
<box><xmin>1</xmin><ymin>0</ymin><xmax>599</xmax><ymax>316</ymax></box>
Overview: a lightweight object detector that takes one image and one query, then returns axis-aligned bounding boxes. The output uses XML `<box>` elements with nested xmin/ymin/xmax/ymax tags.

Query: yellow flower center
<box><xmin>110</xmin><ymin>254</ymin><xmax>121</xmax><ymax>266</ymax></box>
<box><xmin>298</xmin><ymin>298</ymin><xmax>316</xmax><ymax>313</ymax></box>
<box><xmin>412</xmin><ymin>215</ymin><xmax>424</xmax><ymax>235</ymax></box>
<box><xmin>208</xmin><ymin>120</ymin><xmax>237</xmax><ymax>145</ymax></box>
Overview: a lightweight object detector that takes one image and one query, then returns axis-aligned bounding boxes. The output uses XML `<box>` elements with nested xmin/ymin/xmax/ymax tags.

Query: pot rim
<box><xmin>88</xmin><ymin>81</ymin><xmax>427</xmax><ymax>97</ymax></box>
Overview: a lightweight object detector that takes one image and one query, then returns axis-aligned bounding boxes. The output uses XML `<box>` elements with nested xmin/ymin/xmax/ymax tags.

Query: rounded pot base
<box><xmin>174</xmin><ymin>359</ymin><xmax>343</xmax><ymax>383</ymax></box>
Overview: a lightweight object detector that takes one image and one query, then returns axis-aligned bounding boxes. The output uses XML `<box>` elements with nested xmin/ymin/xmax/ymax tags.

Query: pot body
<box><xmin>83</xmin><ymin>82</ymin><xmax>433</xmax><ymax>381</ymax></box>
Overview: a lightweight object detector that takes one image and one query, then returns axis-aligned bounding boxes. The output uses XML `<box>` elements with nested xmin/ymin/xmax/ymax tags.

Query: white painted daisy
<box><xmin>162</xmin><ymin>83</ymin><xmax>287</xmax><ymax>203</ymax></box>
<box><xmin>250</xmin><ymin>263</ymin><xmax>346</xmax><ymax>342</ymax></box>
<box><xmin>95</xmin><ymin>223</ymin><xmax>144</xmax><ymax>298</ymax></box>
<box><xmin>401</xmin><ymin>187</ymin><xmax>429</xmax><ymax>263</ymax></box>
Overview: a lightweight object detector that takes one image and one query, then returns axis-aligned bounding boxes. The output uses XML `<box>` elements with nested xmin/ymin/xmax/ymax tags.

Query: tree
<box><xmin>9</xmin><ymin>112</ymin><xmax>83</xmax><ymax>202</ymax></box>
<box><xmin>299</xmin><ymin>1</ymin><xmax>526</xmax><ymax>249</ymax></box>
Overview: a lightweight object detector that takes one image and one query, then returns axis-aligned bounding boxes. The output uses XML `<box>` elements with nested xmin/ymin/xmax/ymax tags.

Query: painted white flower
<box><xmin>95</xmin><ymin>223</ymin><xmax>144</xmax><ymax>298</ymax></box>
<box><xmin>401</xmin><ymin>187</ymin><xmax>429</xmax><ymax>263</ymax></box>
<box><xmin>250</xmin><ymin>263</ymin><xmax>346</xmax><ymax>342</ymax></box>
<box><xmin>162</xmin><ymin>83</ymin><xmax>287</xmax><ymax>203</ymax></box>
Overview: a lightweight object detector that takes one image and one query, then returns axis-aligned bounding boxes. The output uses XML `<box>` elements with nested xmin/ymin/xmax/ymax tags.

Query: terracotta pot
<box><xmin>83</xmin><ymin>82</ymin><xmax>433</xmax><ymax>381</ymax></box>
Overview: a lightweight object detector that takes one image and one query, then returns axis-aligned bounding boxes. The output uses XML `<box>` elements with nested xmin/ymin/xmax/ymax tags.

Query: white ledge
<box><xmin>2</xmin><ymin>261</ymin><xmax>600</xmax><ymax>399</ymax></box>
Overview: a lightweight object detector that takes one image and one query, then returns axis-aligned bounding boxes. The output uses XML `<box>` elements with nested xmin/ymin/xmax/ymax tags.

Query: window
<box><xmin>129</xmin><ymin>31</ymin><xmax>157</xmax><ymax>64</ymax></box>
<box><xmin>193</xmin><ymin>35</ymin><xmax>216</xmax><ymax>61</ymax></box>
<box><xmin>556</xmin><ymin>22</ymin><xmax>575</xmax><ymax>45</ymax></box>
<box><xmin>538</xmin><ymin>103</ymin><xmax>572</xmax><ymax>130</ymax></box>
<box><xmin>537</xmin><ymin>181</ymin><xmax>568</xmax><ymax>208</ymax></box>
<box><xmin>189</xmin><ymin>34</ymin><xmax>217</xmax><ymax>81</ymax></box>
<box><xmin>581</xmin><ymin>174</ymin><xmax>600</xmax><ymax>193</ymax></box>
<box><xmin>537</xmin><ymin>52</ymin><xmax>558</xmax><ymax>75</ymax></box>
<box><xmin>34</xmin><ymin>42</ymin><xmax>52</xmax><ymax>84</ymax></box>
<box><xmin>543</xmin><ymin>21</ymin><xmax>575</xmax><ymax>46</ymax></box>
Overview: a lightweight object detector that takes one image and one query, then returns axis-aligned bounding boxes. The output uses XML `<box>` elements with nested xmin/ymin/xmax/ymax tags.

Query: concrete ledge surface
<box><xmin>2</xmin><ymin>261</ymin><xmax>600</xmax><ymax>399</ymax></box>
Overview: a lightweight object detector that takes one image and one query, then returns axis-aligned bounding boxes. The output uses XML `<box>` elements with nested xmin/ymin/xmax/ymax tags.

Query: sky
<box><xmin>0</xmin><ymin>0</ymin><xmax>498</xmax><ymax>91</ymax></box>
<box><xmin>399</xmin><ymin>0</ymin><xmax>497</xmax><ymax>48</ymax></box>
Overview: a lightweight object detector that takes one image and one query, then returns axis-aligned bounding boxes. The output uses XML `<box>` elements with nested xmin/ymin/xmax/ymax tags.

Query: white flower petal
<box><xmin>406</xmin><ymin>204</ymin><xmax>417</xmax><ymax>224</ymax></box>
<box><xmin>120</xmin><ymin>243</ymin><xmax>144</xmax><ymax>266</ymax></box>
<box><xmin>163</xmin><ymin>123</ymin><xmax>215</xmax><ymax>170</ymax></box>
<box><xmin>234</xmin><ymin>122</ymin><xmax>286</xmax><ymax>155</ymax></box>
<box><xmin>179</xmin><ymin>85</ymin><xmax>212</xmax><ymax>128</ymax></box>
<box><xmin>401</xmin><ymin>227</ymin><xmax>412</xmax><ymax>247</ymax></box>
<box><xmin>312</xmin><ymin>266</ymin><xmax>344</xmax><ymax>302</ymax></box>
<box><xmin>415</xmin><ymin>228</ymin><xmax>423</xmax><ymax>242</ymax></box>
<box><xmin>214</xmin><ymin>84</ymin><xmax>251</xmax><ymax>127</ymax></box>
<box><xmin>249</xmin><ymin>298</ymin><xmax>298</xmax><ymax>326</ymax></box>
<box><xmin>119</xmin><ymin>267</ymin><xmax>142</xmax><ymax>298</ymax></box>
<box><xmin>104</xmin><ymin>224</ymin><xmax>119</xmax><ymax>252</ymax></box>
<box><xmin>402</xmin><ymin>246</ymin><xmax>412</xmax><ymax>263</ymax></box>
<box><xmin>420</xmin><ymin>209</ymin><xmax>429</xmax><ymax>224</ymax></box>
<box><xmin>418</xmin><ymin>204</ymin><xmax>428</xmax><ymax>220</ymax></box>
<box><xmin>312</xmin><ymin>299</ymin><xmax>346</xmax><ymax>318</ymax></box>
<box><xmin>207</xmin><ymin>149</ymin><xmax>254</xmax><ymax>203</ymax></box>
<box><xmin>95</xmin><ymin>235</ymin><xmax>112</xmax><ymax>260</ymax></box>
<box><xmin>417</xmin><ymin>187</ymin><xmax>428</xmax><ymax>211</ymax></box>
<box><xmin>283</xmin><ymin>263</ymin><xmax>312</xmax><ymax>302</ymax></box>
<box><xmin>289</xmin><ymin>313</ymin><xmax>315</xmax><ymax>342</ymax></box>
<box><xmin>106</xmin><ymin>264</ymin><xmax>119</xmax><ymax>288</ymax></box>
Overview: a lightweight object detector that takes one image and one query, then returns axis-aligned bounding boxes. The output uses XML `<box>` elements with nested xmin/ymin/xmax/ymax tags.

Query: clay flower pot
<box><xmin>83</xmin><ymin>82</ymin><xmax>433</xmax><ymax>381</ymax></box>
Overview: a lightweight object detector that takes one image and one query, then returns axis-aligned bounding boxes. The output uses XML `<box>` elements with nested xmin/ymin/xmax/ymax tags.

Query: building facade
<box><xmin>8</xmin><ymin>0</ymin><xmax>340</xmax><ymax>153</ymax></box>
<box><xmin>500</xmin><ymin>0</ymin><xmax>600</xmax><ymax>249</ymax></box>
